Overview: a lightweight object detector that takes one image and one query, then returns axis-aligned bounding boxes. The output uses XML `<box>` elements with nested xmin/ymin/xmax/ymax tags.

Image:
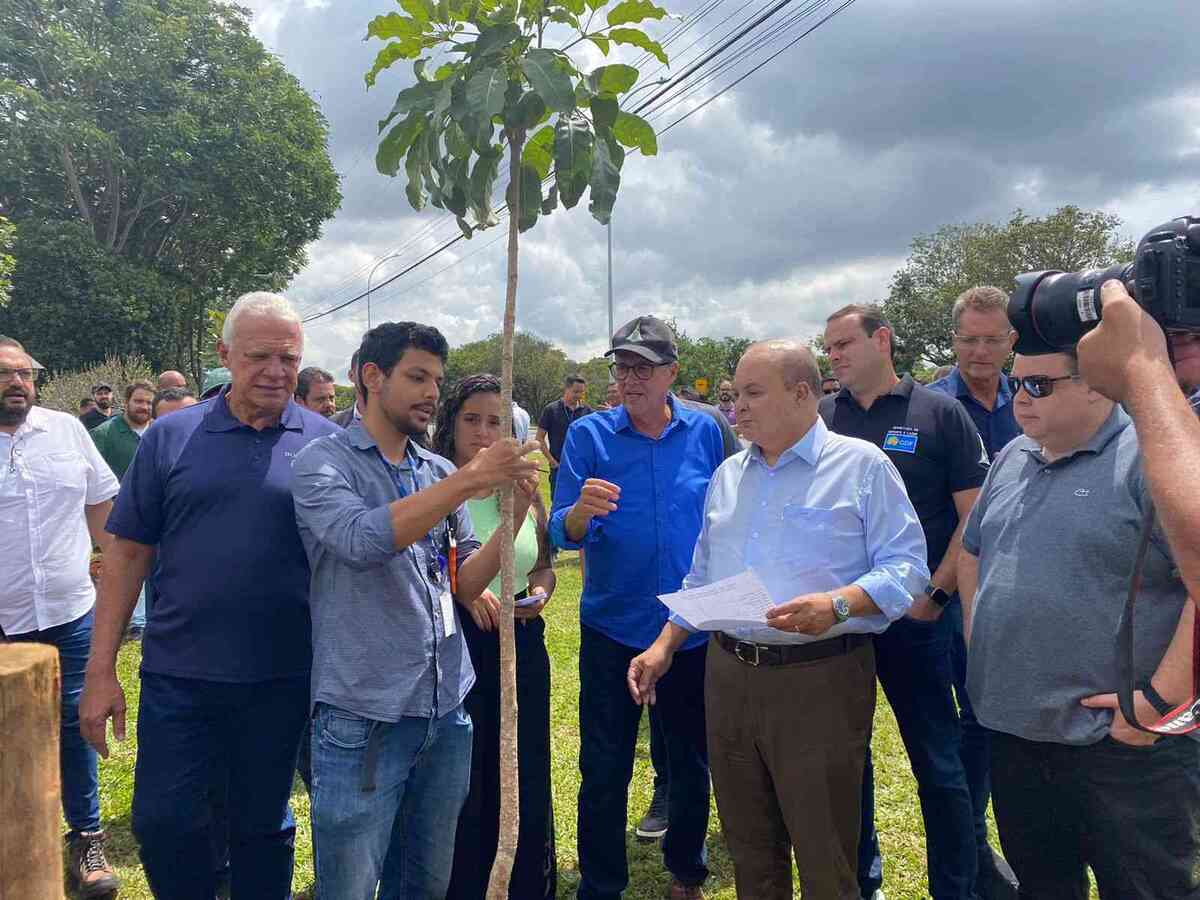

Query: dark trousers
<box><xmin>945</xmin><ymin>598</ymin><xmax>992</xmax><ymax>855</ymax></box>
<box><xmin>649</xmin><ymin>703</ymin><xmax>668</xmax><ymax>791</ymax></box>
<box><xmin>707</xmin><ymin>636</ymin><xmax>875</xmax><ymax>900</ymax></box>
<box><xmin>7</xmin><ymin>609</ymin><xmax>101</xmax><ymax>833</ymax></box>
<box><xmin>548</xmin><ymin>466</ymin><xmax>559</xmax><ymax>505</ymax></box>
<box><xmin>132</xmin><ymin>671</ymin><xmax>307</xmax><ymax>900</ymax></box>
<box><xmin>858</xmin><ymin>616</ymin><xmax>976</xmax><ymax>900</ymax></box>
<box><xmin>448</xmin><ymin>612</ymin><xmax>557</xmax><ymax>900</ymax></box>
<box><xmin>990</xmin><ymin>730</ymin><xmax>1200</xmax><ymax>900</ymax></box>
<box><xmin>576</xmin><ymin>625</ymin><xmax>710</xmax><ymax>900</ymax></box>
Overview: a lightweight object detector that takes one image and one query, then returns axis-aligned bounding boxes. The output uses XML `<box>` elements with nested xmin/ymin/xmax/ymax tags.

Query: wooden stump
<box><xmin>0</xmin><ymin>643</ymin><xmax>64</xmax><ymax>900</ymax></box>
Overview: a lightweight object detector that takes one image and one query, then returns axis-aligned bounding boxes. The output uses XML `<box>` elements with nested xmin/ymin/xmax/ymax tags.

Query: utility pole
<box><xmin>606</xmin><ymin>220</ymin><xmax>614</xmax><ymax>339</ymax></box>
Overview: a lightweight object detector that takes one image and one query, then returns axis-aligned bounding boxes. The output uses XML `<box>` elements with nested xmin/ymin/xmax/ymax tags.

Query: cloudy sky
<box><xmin>241</xmin><ymin>0</ymin><xmax>1200</xmax><ymax>378</ymax></box>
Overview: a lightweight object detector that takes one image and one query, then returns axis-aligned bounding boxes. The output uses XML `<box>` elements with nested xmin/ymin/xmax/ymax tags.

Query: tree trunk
<box><xmin>0</xmin><ymin>643</ymin><xmax>64</xmax><ymax>900</ymax></box>
<box><xmin>486</xmin><ymin>128</ymin><xmax>525</xmax><ymax>900</ymax></box>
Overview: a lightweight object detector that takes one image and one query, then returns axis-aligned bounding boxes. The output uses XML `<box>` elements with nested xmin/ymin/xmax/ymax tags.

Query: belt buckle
<box><xmin>734</xmin><ymin>640</ymin><xmax>760</xmax><ymax>667</ymax></box>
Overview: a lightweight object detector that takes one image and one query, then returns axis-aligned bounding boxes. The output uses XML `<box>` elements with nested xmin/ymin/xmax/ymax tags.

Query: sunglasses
<box><xmin>1009</xmin><ymin>374</ymin><xmax>1079</xmax><ymax>398</ymax></box>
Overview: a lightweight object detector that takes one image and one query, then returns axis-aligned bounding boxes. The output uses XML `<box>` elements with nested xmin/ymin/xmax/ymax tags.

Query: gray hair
<box><xmin>749</xmin><ymin>339</ymin><xmax>823</xmax><ymax>394</ymax></box>
<box><xmin>952</xmin><ymin>285</ymin><xmax>1011</xmax><ymax>331</ymax></box>
<box><xmin>222</xmin><ymin>292</ymin><xmax>303</xmax><ymax>347</ymax></box>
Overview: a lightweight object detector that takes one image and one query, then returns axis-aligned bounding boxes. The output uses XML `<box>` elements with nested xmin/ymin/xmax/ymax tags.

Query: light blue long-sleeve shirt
<box><xmin>672</xmin><ymin>416</ymin><xmax>929</xmax><ymax>644</ymax></box>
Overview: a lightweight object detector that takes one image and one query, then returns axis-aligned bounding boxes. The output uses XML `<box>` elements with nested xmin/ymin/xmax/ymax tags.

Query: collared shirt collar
<box><xmin>614</xmin><ymin>392</ymin><xmax>690</xmax><ymax>437</ymax></box>
<box><xmin>203</xmin><ymin>385</ymin><xmax>303</xmax><ymax>433</ymax></box>
<box><xmin>346</xmin><ymin>419</ymin><xmax>433</xmax><ymax>468</ymax></box>
<box><xmin>1023</xmin><ymin>404</ymin><xmax>1130</xmax><ymax>465</ymax></box>
<box><xmin>748</xmin><ymin>416</ymin><xmax>828</xmax><ymax>470</ymax></box>
<box><xmin>12</xmin><ymin>405</ymin><xmax>51</xmax><ymax>438</ymax></box>
<box><xmin>835</xmin><ymin>373</ymin><xmax>915</xmax><ymax>409</ymax></box>
<box><xmin>948</xmin><ymin>366</ymin><xmax>1013</xmax><ymax>409</ymax></box>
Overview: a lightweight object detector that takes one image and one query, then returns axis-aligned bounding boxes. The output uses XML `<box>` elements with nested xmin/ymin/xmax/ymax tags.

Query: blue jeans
<box><xmin>310</xmin><ymin>702</ymin><xmax>473</xmax><ymax>900</ymax></box>
<box><xmin>577</xmin><ymin>625</ymin><xmax>710</xmax><ymax>900</ymax></box>
<box><xmin>944</xmin><ymin>598</ymin><xmax>991</xmax><ymax>855</ymax></box>
<box><xmin>130</xmin><ymin>583</ymin><xmax>147</xmax><ymax>629</ymax></box>
<box><xmin>858</xmin><ymin>614</ymin><xmax>976</xmax><ymax>900</ymax></box>
<box><xmin>7</xmin><ymin>608</ymin><xmax>101</xmax><ymax>833</ymax></box>
<box><xmin>132</xmin><ymin>671</ymin><xmax>307</xmax><ymax>900</ymax></box>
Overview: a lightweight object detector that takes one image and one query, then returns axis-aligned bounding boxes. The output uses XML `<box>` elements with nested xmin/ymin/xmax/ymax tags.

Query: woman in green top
<box><xmin>435</xmin><ymin>374</ymin><xmax>557</xmax><ymax>900</ymax></box>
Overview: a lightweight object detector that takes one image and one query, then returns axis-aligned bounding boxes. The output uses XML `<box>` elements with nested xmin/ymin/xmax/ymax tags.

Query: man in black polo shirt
<box><xmin>820</xmin><ymin>304</ymin><xmax>989</xmax><ymax>900</ymax></box>
<box><xmin>537</xmin><ymin>373</ymin><xmax>592</xmax><ymax>503</ymax></box>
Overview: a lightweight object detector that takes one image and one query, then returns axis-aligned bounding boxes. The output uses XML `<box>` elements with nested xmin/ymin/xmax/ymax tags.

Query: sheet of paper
<box><xmin>658</xmin><ymin>569</ymin><xmax>774</xmax><ymax>632</ymax></box>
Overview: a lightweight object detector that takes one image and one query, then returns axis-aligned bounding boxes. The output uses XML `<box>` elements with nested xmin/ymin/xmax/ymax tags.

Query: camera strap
<box><xmin>1116</xmin><ymin>498</ymin><xmax>1200</xmax><ymax>735</ymax></box>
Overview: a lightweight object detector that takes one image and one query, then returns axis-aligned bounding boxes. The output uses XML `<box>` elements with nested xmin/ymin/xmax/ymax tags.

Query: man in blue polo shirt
<box><xmin>551</xmin><ymin>316</ymin><xmax>726</xmax><ymax>900</ymax></box>
<box><xmin>80</xmin><ymin>292</ymin><xmax>338</xmax><ymax>899</ymax></box>
<box><xmin>927</xmin><ymin>285</ymin><xmax>1022</xmax><ymax>898</ymax></box>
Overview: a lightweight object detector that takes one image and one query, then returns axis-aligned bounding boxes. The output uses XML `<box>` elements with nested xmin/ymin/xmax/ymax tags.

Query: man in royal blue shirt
<box><xmin>80</xmin><ymin>292</ymin><xmax>339</xmax><ymax>899</ymax></box>
<box><xmin>550</xmin><ymin>316</ymin><xmax>726</xmax><ymax>900</ymax></box>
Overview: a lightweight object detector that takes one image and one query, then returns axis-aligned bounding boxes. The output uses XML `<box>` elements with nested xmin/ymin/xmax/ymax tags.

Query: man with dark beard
<box><xmin>0</xmin><ymin>335</ymin><xmax>122</xmax><ymax>898</ymax></box>
<box><xmin>80</xmin><ymin>382</ymin><xmax>118</xmax><ymax>430</ymax></box>
<box><xmin>89</xmin><ymin>380</ymin><xmax>155</xmax><ymax>480</ymax></box>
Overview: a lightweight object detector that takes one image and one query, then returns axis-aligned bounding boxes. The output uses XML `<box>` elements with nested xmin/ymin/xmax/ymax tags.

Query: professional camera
<box><xmin>1007</xmin><ymin>215</ymin><xmax>1200</xmax><ymax>354</ymax></box>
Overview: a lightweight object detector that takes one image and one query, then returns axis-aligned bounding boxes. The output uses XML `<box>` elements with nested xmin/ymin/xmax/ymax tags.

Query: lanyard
<box><xmin>377</xmin><ymin>446</ymin><xmax>448</xmax><ymax>586</ymax></box>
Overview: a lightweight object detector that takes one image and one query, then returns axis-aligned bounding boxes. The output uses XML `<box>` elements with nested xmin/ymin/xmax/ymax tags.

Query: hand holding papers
<box><xmin>658</xmin><ymin>570</ymin><xmax>774</xmax><ymax>632</ymax></box>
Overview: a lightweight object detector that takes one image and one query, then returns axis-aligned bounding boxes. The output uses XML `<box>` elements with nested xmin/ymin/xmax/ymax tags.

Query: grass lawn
<box><xmin>94</xmin><ymin>551</ymin><xmax>947</xmax><ymax>900</ymax></box>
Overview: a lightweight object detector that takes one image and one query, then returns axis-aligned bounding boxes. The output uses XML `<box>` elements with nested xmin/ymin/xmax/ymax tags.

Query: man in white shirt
<box><xmin>0</xmin><ymin>335</ymin><xmax>122</xmax><ymax>898</ymax></box>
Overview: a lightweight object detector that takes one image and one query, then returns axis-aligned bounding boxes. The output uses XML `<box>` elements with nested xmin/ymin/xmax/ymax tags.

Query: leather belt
<box><xmin>714</xmin><ymin>631</ymin><xmax>870</xmax><ymax>667</ymax></box>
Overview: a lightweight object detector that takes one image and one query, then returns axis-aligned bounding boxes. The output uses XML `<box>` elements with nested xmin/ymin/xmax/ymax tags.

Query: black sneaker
<box><xmin>66</xmin><ymin>830</ymin><xmax>120</xmax><ymax>898</ymax></box>
<box><xmin>636</xmin><ymin>784</ymin><xmax>669</xmax><ymax>840</ymax></box>
<box><xmin>977</xmin><ymin>846</ymin><xmax>1019</xmax><ymax>900</ymax></box>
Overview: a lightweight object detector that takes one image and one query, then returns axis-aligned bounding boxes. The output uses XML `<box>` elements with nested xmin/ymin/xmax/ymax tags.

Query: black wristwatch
<box><xmin>1141</xmin><ymin>682</ymin><xmax>1175</xmax><ymax>717</ymax></box>
<box><xmin>925</xmin><ymin>583</ymin><xmax>952</xmax><ymax>608</ymax></box>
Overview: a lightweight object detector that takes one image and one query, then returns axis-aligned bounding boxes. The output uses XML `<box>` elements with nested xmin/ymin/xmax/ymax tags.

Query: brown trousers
<box><xmin>705</xmin><ymin>636</ymin><xmax>876</xmax><ymax>900</ymax></box>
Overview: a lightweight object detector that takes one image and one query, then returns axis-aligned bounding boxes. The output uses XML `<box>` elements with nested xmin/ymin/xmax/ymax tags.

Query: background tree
<box><xmin>0</xmin><ymin>0</ymin><xmax>340</xmax><ymax>380</ymax></box>
<box><xmin>881</xmin><ymin>205</ymin><xmax>1134</xmax><ymax>371</ymax></box>
<box><xmin>37</xmin><ymin>353</ymin><xmax>153</xmax><ymax>415</ymax></box>
<box><xmin>366</xmin><ymin>0</ymin><xmax>667</xmax><ymax>890</ymax></box>
<box><xmin>446</xmin><ymin>330</ymin><xmax>570</xmax><ymax>415</ymax></box>
<box><xmin>0</xmin><ymin>215</ymin><xmax>14</xmax><ymax>306</ymax></box>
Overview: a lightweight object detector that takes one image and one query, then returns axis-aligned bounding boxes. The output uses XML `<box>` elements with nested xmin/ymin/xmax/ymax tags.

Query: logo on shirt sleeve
<box><xmin>883</xmin><ymin>427</ymin><xmax>919</xmax><ymax>454</ymax></box>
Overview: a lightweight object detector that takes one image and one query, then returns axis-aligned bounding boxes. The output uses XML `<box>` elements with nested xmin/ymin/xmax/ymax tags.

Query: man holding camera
<box><xmin>959</xmin><ymin>340</ymin><xmax>1199</xmax><ymax>899</ymax></box>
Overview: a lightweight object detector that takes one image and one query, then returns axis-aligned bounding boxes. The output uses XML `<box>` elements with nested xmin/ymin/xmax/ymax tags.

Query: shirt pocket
<box><xmin>30</xmin><ymin>450</ymin><xmax>88</xmax><ymax>496</ymax></box>
<box><xmin>774</xmin><ymin>505</ymin><xmax>863</xmax><ymax>568</ymax></box>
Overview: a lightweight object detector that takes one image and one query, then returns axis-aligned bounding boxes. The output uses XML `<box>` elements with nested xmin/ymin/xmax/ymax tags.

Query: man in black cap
<box><xmin>548</xmin><ymin>316</ymin><xmax>732</xmax><ymax>900</ymax></box>
<box><xmin>80</xmin><ymin>382</ymin><xmax>117</xmax><ymax>430</ymax></box>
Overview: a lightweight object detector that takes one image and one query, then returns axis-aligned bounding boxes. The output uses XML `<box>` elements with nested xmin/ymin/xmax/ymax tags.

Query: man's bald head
<box><xmin>743</xmin><ymin>339</ymin><xmax>823</xmax><ymax>394</ymax></box>
<box><xmin>158</xmin><ymin>370</ymin><xmax>187</xmax><ymax>390</ymax></box>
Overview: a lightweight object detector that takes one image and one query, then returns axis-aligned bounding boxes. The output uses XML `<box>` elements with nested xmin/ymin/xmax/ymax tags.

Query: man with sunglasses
<box><xmin>958</xmin><ymin>347</ymin><xmax>1200</xmax><ymax>899</ymax></box>
<box><xmin>820</xmin><ymin>304</ymin><xmax>989</xmax><ymax>900</ymax></box>
<box><xmin>927</xmin><ymin>285</ymin><xmax>1022</xmax><ymax>899</ymax></box>
<box><xmin>550</xmin><ymin>315</ymin><xmax>729</xmax><ymax>900</ymax></box>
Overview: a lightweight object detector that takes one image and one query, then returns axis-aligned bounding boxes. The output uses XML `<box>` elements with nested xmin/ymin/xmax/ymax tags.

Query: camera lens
<box><xmin>1007</xmin><ymin>263</ymin><xmax>1132</xmax><ymax>355</ymax></box>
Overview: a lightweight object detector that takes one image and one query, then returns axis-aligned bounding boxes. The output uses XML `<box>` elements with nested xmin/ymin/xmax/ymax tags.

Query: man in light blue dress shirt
<box><xmin>629</xmin><ymin>340</ymin><xmax>928</xmax><ymax>900</ymax></box>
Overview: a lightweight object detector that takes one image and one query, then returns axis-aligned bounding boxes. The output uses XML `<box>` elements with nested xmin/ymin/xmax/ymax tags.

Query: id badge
<box><xmin>439</xmin><ymin>589</ymin><xmax>456</xmax><ymax>639</ymax></box>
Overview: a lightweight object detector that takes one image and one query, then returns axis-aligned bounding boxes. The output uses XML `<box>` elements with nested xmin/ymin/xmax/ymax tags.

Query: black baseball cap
<box><xmin>92</xmin><ymin>382</ymin><xmax>113</xmax><ymax>392</ymax></box>
<box><xmin>605</xmin><ymin>315</ymin><xmax>678</xmax><ymax>364</ymax></box>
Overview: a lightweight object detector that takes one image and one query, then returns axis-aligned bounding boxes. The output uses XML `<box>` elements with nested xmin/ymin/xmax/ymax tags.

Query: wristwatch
<box><xmin>925</xmin><ymin>583</ymin><xmax>952</xmax><ymax>608</ymax></box>
<box><xmin>831</xmin><ymin>594</ymin><xmax>852</xmax><ymax>623</ymax></box>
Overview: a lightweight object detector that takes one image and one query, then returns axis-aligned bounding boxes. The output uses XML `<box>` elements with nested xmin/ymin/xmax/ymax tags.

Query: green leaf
<box><xmin>585</xmin><ymin>0</ymin><xmax>607</xmax><ymax>10</ymax></box>
<box><xmin>541</xmin><ymin>182</ymin><xmax>558</xmax><ymax>215</ymax></box>
<box><xmin>513</xmin><ymin>163</ymin><xmax>542</xmax><ymax>232</ymax></box>
<box><xmin>414</xmin><ymin>58</ymin><xmax>429</xmax><ymax>81</ymax></box>
<box><xmin>590</xmin><ymin>95</ymin><xmax>618</xmax><ymax>129</ymax></box>
<box><xmin>588</xmin><ymin>35</ymin><xmax>610</xmax><ymax>55</ymax></box>
<box><xmin>437</xmin><ymin>0</ymin><xmax>451</xmax><ymax>22</ymax></box>
<box><xmin>588</xmin><ymin>130</ymin><xmax>621</xmax><ymax>224</ymax></box>
<box><xmin>376</xmin><ymin>112</ymin><xmax>425</xmax><ymax>176</ymax></box>
<box><xmin>548</xmin><ymin>9</ymin><xmax>581</xmax><ymax>28</ymax></box>
<box><xmin>561</xmin><ymin>0</ymin><xmax>586</xmax><ymax>14</ymax></box>
<box><xmin>456</xmin><ymin>215</ymin><xmax>474</xmax><ymax>238</ymax></box>
<box><xmin>401</xmin><ymin>0</ymin><xmax>434</xmax><ymax>23</ymax></box>
<box><xmin>522</xmin><ymin>49</ymin><xmax>576</xmax><ymax>113</ymax></box>
<box><xmin>431</xmin><ymin>76</ymin><xmax>455</xmax><ymax>122</ymax></box>
<box><xmin>405</xmin><ymin>138</ymin><xmax>427</xmax><ymax>211</ymax></box>
<box><xmin>606</xmin><ymin>0</ymin><xmax>667</xmax><ymax>26</ymax></box>
<box><xmin>554</xmin><ymin>116</ymin><xmax>594</xmax><ymax>208</ymax></box>
<box><xmin>587</xmin><ymin>63</ymin><xmax>638</xmax><ymax>96</ymax></box>
<box><xmin>506</xmin><ymin>90</ymin><xmax>546</xmax><ymax>130</ymax></box>
<box><xmin>609</xmin><ymin>28</ymin><xmax>668</xmax><ymax>65</ymax></box>
<box><xmin>465</xmin><ymin>65</ymin><xmax>507</xmax><ymax>122</ymax></box>
<box><xmin>377</xmin><ymin>80</ymin><xmax>442</xmax><ymax>132</ymax></box>
<box><xmin>366</xmin><ymin>40</ymin><xmax>423</xmax><ymax>87</ymax></box>
<box><xmin>613</xmin><ymin>110</ymin><xmax>657</xmax><ymax>155</ymax></box>
<box><xmin>468</xmin><ymin>147</ymin><xmax>502</xmax><ymax>221</ymax></box>
<box><xmin>474</xmin><ymin>22</ymin><xmax>521</xmax><ymax>58</ymax></box>
<box><xmin>435</xmin><ymin>63</ymin><xmax>457</xmax><ymax>80</ymax></box>
<box><xmin>446</xmin><ymin>121</ymin><xmax>471</xmax><ymax>158</ymax></box>
<box><xmin>522</xmin><ymin>125</ymin><xmax>555</xmax><ymax>179</ymax></box>
<box><xmin>367</xmin><ymin>12</ymin><xmax>423</xmax><ymax>41</ymax></box>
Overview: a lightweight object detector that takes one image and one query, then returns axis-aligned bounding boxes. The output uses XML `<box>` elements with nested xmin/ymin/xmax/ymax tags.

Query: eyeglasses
<box><xmin>953</xmin><ymin>333</ymin><xmax>1012</xmax><ymax>349</ymax></box>
<box><xmin>1009</xmin><ymin>374</ymin><xmax>1080</xmax><ymax>398</ymax></box>
<box><xmin>609</xmin><ymin>362</ymin><xmax>664</xmax><ymax>381</ymax></box>
<box><xmin>0</xmin><ymin>368</ymin><xmax>35</xmax><ymax>384</ymax></box>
